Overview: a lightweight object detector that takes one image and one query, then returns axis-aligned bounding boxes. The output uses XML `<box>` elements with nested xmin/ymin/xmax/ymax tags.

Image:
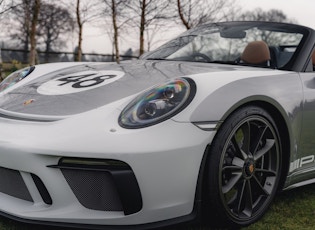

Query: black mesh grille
<box><xmin>0</xmin><ymin>166</ymin><xmax>33</xmax><ymax>202</ymax></box>
<box><xmin>61</xmin><ymin>168</ymin><xmax>123</xmax><ymax>211</ymax></box>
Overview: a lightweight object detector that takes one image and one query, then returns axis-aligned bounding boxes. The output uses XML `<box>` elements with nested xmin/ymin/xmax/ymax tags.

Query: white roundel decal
<box><xmin>37</xmin><ymin>70</ymin><xmax>124</xmax><ymax>95</ymax></box>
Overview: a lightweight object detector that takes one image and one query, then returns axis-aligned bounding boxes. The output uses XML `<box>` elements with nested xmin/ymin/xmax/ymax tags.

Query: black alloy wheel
<box><xmin>205</xmin><ymin>106</ymin><xmax>281</xmax><ymax>228</ymax></box>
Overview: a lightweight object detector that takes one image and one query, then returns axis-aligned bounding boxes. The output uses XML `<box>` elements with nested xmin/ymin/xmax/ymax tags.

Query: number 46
<box><xmin>58</xmin><ymin>73</ymin><xmax>116</xmax><ymax>88</ymax></box>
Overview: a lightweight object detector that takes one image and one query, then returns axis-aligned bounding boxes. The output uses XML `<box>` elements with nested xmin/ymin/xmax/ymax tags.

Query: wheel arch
<box><xmin>196</xmin><ymin>100</ymin><xmax>292</xmax><ymax>226</ymax></box>
<box><xmin>197</xmin><ymin>99</ymin><xmax>291</xmax><ymax>211</ymax></box>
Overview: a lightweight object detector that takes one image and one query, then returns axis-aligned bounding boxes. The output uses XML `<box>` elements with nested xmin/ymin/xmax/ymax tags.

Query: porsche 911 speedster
<box><xmin>0</xmin><ymin>21</ymin><xmax>315</xmax><ymax>229</ymax></box>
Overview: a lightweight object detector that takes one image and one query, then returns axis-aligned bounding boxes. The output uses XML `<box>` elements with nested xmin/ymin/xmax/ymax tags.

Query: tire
<box><xmin>205</xmin><ymin>106</ymin><xmax>282</xmax><ymax>228</ymax></box>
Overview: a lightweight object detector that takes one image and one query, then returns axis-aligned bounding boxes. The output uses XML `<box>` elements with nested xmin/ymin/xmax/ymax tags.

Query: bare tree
<box><xmin>72</xmin><ymin>0</ymin><xmax>101</xmax><ymax>61</ymax></box>
<box><xmin>176</xmin><ymin>0</ymin><xmax>236</xmax><ymax>30</ymax></box>
<box><xmin>145</xmin><ymin>23</ymin><xmax>160</xmax><ymax>52</ymax></box>
<box><xmin>9</xmin><ymin>0</ymin><xmax>32</xmax><ymax>62</ymax></box>
<box><xmin>176</xmin><ymin>0</ymin><xmax>189</xmax><ymax>29</ymax></box>
<box><xmin>0</xmin><ymin>0</ymin><xmax>15</xmax><ymax>79</ymax></box>
<box><xmin>125</xmin><ymin>0</ymin><xmax>171</xmax><ymax>56</ymax></box>
<box><xmin>0</xmin><ymin>0</ymin><xmax>17</xmax><ymax>15</ymax></box>
<box><xmin>75</xmin><ymin>0</ymin><xmax>83</xmax><ymax>61</ymax></box>
<box><xmin>38</xmin><ymin>3</ymin><xmax>73</xmax><ymax>62</ymax></box>
<box><xmin>238</xmin><ymin>8</ymin><xmax>297</xmax><ymax>45</ymax></box>
<box><xmin>29</xmin><ymin>0</ymin><xmax>40</xmax><ymax>65</ymax></box>
<box><xmin>102</xmin><ymin>0</ymin><xmax>129</xmax><ymax>63</ymax></box>
<box><xmin>239</xmin><ymin>8</ymin><xmax>295</xmax><ymax>23</ymax></box>
<box><xmin>9</xmin><ymin>1</ymin><xmax>73</xmax><ymax>63</ymax></box>
<box><xmin>110</xmin><ymin>0</ymin><xmax>119</xmax><ymax>63</ymax></box>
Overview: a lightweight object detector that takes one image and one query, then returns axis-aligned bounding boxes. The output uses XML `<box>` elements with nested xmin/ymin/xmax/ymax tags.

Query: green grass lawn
<box><xmin>245</xmin><ymin>183</ymin><xmax>315</xmax><ymax>230</ymax></box>
<box><xmin>1</xmin><ymin>184</ymin><xmax>315</xmax><ymax>230</ymax></box>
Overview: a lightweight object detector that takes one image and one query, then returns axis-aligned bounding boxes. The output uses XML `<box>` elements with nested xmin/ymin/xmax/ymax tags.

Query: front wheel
<box><xmin>205</xmin><ymin>106</ymin><xmax>282</xmax><ymax>228</ymax></box>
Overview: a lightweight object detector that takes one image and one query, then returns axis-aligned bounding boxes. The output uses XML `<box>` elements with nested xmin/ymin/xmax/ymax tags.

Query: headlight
<box><xmin>119</xmin><ymin>78</ymin><xmax>196</xmax><ymax>128</ymax></box>
<box><xmin>0</xmin><ymin>66</ymin><xmax>35</xmax><ymax>93</ymax></box>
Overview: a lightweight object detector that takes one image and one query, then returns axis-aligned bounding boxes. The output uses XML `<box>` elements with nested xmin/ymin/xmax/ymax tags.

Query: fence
<box><xmin>0</xmin><ymin>48</ymin><xmax>139</xmax><ymax>80</ymax></box>
<box><xmin>0</xmin><ymin>48</ymin><xmax>138</xmax><ymax>64</ymax></box>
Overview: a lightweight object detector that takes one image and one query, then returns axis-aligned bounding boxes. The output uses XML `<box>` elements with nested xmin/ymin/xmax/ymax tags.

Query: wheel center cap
<box><xmin>248</xmin><ymin>164</ymin><xmax>254</xmax><ymax>173</ymax></box>
<box><xmin>244</xmin><ymin>159</ymin><xmax>255</xmax><ymax>177</ymax></box>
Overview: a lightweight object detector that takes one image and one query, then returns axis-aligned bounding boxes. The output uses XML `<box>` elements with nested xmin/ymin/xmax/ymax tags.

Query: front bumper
<box><xmin>0</xmin><ymin>106</ymin><xmax>216</xmax><ymax>227</ymax></box>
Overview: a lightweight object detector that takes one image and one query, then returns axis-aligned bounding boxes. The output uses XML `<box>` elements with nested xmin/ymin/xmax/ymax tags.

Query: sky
<box><xmin>81</xmin><ymin>0</ymin><xmax>315</xmax><ymax>54</ymax></box>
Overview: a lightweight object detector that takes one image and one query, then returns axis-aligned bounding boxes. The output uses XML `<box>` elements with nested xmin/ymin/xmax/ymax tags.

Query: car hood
<box><xmin>0</xmin><ymin>60</ymin><xmax>264</xmax><ymax>118</ymax></box>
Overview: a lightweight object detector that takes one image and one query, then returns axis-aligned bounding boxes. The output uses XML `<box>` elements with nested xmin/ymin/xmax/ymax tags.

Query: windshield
<box><xmin>142</xmin><ymin>22</ymin><xmax>307</xmax><ymax>70</ymax></box>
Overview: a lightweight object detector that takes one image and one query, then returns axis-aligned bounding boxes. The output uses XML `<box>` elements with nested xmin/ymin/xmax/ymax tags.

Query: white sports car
<box><xmin>0</xmin><ymin>21</ymin><xmax>315</xmax><ymax>229</ymax></box>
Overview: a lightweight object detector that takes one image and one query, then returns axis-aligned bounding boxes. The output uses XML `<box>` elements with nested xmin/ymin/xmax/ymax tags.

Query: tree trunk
<box><xmin>23</xmin><ymin>1</ymin><xmax>30</xmax><ymax>63</ymax></box>
<box><xmin>29</xmin><ymin>0</ymin><xmax>40</xmax><ymax>65</ymax></box>
<box><xmin>45</xmin><ymin>39</ymin><xmax>50</xmax><ymax>63</ymax></box>
<box><xmin>139</xmin><ymin>0</ymin><xmax>146</xmax><ymax>56</ymax></box>
<box><xmin>75</xmin><ymin>0</ymin><xmax>83</xmax><ymax>62</ymax></box>
<box><xmin>177</xmin><ymin>0</ymin><xmax>190</xmax><ymax>30</ymax></box>
<box><xmin>111</xmin><ymin>0</ymin><xmax>119</xmax><ymax>63</ymax></box>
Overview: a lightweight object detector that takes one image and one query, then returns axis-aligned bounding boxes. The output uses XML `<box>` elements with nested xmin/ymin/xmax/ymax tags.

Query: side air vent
<box><xmin>31</xmin><ymin>174</ymin><xmax>52</xmax><ymax>205</ymax></box>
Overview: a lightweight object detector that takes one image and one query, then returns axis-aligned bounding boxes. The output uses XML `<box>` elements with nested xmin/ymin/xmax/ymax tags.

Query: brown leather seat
<box><xmin>241</xmin><ymin>41</ymin><xmax>271</xmax><ymax>66</ymax></box>
<box><xmin>312</xmin><ymin>50</ymin><xmax>315</xmax><ymax>66</ymax></box>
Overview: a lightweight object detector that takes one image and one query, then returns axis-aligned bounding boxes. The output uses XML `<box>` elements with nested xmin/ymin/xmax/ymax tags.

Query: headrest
<box><xmin>241</xmin><ymin>41</ymin><xmax>271</xmax><ymax>64</ymax></box>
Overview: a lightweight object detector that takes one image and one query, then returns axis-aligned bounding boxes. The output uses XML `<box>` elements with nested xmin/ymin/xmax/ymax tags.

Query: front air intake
<box><xmin>61</xmin><ymin>168</ymin><xmax>123</xmax><ymax>211</ymax></box>
<box><xmin>0</xmin><ymin>166</ymin><xmax>33</xmax><ymax>202</ymax></box>
<box><xmin>48</xmin><ymin>157</ymin><xmax>143</xmax><ymax>215</ymax></box>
